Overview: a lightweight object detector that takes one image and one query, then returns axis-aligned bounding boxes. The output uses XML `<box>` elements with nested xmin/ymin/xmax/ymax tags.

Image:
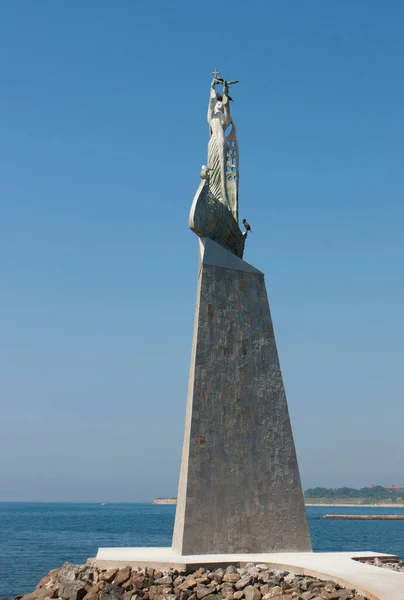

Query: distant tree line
<box><xmin>304</xmin><ymin>486</ymin><xmax>403</xmax><ymax>501</ymax></box>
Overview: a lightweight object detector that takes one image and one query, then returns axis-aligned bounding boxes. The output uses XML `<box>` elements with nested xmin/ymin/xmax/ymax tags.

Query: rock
<box><xmin>155</xmin><ymin>577</ymin><xmax>173</xmax><ymax>586</ymax></box>
<box><xmin>99</xmin><ymin>585</ymin><xmax>124</xmax><ymax>600</ymax></box>
<box><xmin>221</xmin><ymin>585</ymin><xmax>236</xmax><ymax>598</ymax></box>
<box><xmin>283</xmin><ymin>574</ymin><xmax>295</xmax><ymax>586</ymax></box>
<box><xmin>123</xmin><ymin>594</ymin><xmax>138</xmax><ymax>600</ymax></box>
<box><xmin>243</xmin><ymin>586</ymin><xmax>261</xmax><ymax>600</ymax></box>
<box><xmin>223</xmin><ymin>574</ymin><xmax>240</xmax><ymax>584</ymax></box>
<box><xmin>200</xmin><ymin>595</ymin><xmax>222</xmax><ymax>600</ymax></box>
<box><xmin>233</xmin><ymin>593</ymin><xmax>244</xmax><ymax>600</ymax></box>
<box><xmin>121</xmin><ymin>580</ymin><xmax>133</xmax><ymax>592</ymax></box>
<box><xmin>82</xmin><ymin>589</ymin><xmax>99</xmax><ymax>600</ymax></box>
<box><xmin>235</xmin><ymin>576</ymin><xmax>252</xmax><ymax>590</ymax></box>
<box><xmin>194</xmin><ymin>570</ymin><xmax>207</xmax><ymax>578</ymax></box>
<box><xmin>262</xmin><ymin>588</ymin><xmax>283</xmax><ymax>599</ymax></box>
<box><xmin>59</xmin><ymin>580</ymin><xmax>88</xmax><ymax>600</ymax></box>
<box><xmin>179</xmin><ymin>579</ymin><xmax>198</xmax><ymax>591</ymax></box>
<box><xmin>100</xmin><ymin>571</ymin><xmax>119</xmax><ymax>584</ymax></box>
<box><xmin>59</xmin><ymin>565</ymin><xmax>81</xmax><ymax>583</ymax></box>
<box><xmin>149</xmin><ymin>586</ymin><xmax>173</xmax><ymax>600</ymax></box>
<box><xmin>114</xmin><ymin>570</ymin><xmax>132</xmax><ymax>587</ymax></box>
<box><xmin>178</xmin><ymin>590</ymin><xmax>194</xmax><ymax>600</ymax></box>
<box><xmin>131</xmin><ymin>577</ymin><xmax>146</xmax><ymax>591</ymax></box>
<box><xmin>214</xmin><ymin>570</ymin><xmax>225</xmax><ymax>584</ymax></box>
<box><xmin>196</xmin><ymin>587</ymin><xmax>214</xmax><ymax>600</ymax></box>
<box><xmin>301</xmin><ymin>593</ymin><xmax>315</xmax><ymax>600</ymax></box>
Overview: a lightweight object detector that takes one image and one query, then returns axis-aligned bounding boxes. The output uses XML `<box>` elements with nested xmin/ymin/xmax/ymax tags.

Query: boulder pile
<box><xmin>362</xmin><ymin>557</ymin><xmax>404</xmax><ymax>573</ymax></box>
<box><xmin>19</xmin><ymin>562</ymin><xmax>368</xmax><ymax>600</ymax></box>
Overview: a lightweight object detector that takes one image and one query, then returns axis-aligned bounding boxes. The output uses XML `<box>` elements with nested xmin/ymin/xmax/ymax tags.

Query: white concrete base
<box><xmin>95</xmin><ymin>547</ymin><xmax>404</xmax><ymax>600</ymax></box>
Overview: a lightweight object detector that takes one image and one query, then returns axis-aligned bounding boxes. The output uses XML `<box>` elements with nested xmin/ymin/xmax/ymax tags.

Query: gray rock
<box><xmin>100</xmin><ymin>571</ymin><xmax>119</xmax><ymax>584</ymax></box>
<box><xmin>262</xmin><ymin>588</ymin><xmax>283</xmax><ymax>599</ymax></box>
<box><xmin>221</xmin><ymin>585</ymin><xmax>236</xmax><ymax>598</ymax></box>
<box><xmin>178</xmin><ymin>578</ymin><xmax>197</xmax><ymax>591</ymax></box>
<box><xmin>223</xmin><ymin>574</ymin><xmax>240</xmax><ymax>584</ymax></box>
<box><xmin>114</xmin><ymin>569</ymin><xmax>132</xmax><ymax>587</ymax></box>
<box><xmin>155</xmin><ymin>578</ymin><xmax>173</xmax><ymax>586</ymax></box>
<box><xmin>99</xmin><ymin>586</ymin><xmax>124</xmax><ymax>600</ymax></box>
<box><xmin>214</xmin><ymin>570</ymin><xmax>225</xmax><ymax>584</ymax></box>
<box><xmin>243</xmin><ymin>586</ymin><xmax>261</xmax><ymax>600</ymax></box>
<box><xmin>196</xmin><ymin>587</ymin><xmax>214</xmax><ymax>600</ymax></box>
<box><xmin>59</xmin><ymin>581</ymin><xmax>88</xmax><ymax>600</ymax></box>
<box><xmin>283</xmin><ymin>574</ymin><xmax>295</xmax><ymax>586</ymax></box>
<box><xmin>235</xmin><ymin>576</ymin><xmax>252</xmax><ymax>591</ymax></box>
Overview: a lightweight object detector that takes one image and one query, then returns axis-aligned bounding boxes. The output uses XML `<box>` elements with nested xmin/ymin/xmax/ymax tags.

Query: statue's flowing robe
<box><xmin>207</xmin><ymin>89</ymin><xmax>239</xmax><ymax>222</ymax></box>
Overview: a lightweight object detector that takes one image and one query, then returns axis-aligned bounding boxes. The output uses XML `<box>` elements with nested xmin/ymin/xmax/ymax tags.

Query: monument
<box><xmin>96</xmin><ymin>72</ymin><xmax>312</xmax><ymax>568</ymax></box>
<box><xmin>93</xmin><ymin>74</ymin><xmax>404</xmax><ymax>599</ymax></box>
<box><xmin>172</xmin><ymin>72</ymin><xmax>311</xmax><ymax>555</ymax></box>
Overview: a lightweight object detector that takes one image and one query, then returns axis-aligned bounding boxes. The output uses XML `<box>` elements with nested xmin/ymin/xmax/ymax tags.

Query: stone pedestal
<box><xmin>172</xmin><ymin>238</ymin><xmax>311</xmax><ymax>555</ymax></box>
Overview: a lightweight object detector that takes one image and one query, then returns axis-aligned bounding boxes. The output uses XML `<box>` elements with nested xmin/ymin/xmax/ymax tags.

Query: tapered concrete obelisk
<box><xmin>172</xmin><ymin>237</ymin><xmax>311</xmax><ymax>555</ymax></box>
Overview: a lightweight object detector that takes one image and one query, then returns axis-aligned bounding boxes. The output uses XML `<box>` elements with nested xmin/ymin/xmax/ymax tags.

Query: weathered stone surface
<box><xmin>235</xmin><ymin>577</ymin><xmax>252</xmax><ymax>591</ymax></box>
<box><xmin>197</xmin><ymin>587</ymin><xmax>215</xmax><ymax>600</ymax></box>
<box><xmin>220</xmin><ymin>586</ymin><xmax>235</xmax><ymax>599</ymax></box>
<box><xmin>99</xmin><ymin>584</ymin><xmax>124</xmax><ymax>600</ymax></box>
<box><xmin>114</xmin><ymin>569</ymin><xmax>132</xmax><ymax>587</ymax></box>
<box><xmin>172</xmin><ymin>239</ymin><xmax>311</xmax><ymax>555</ymax></box>
<box><xmin>262</xmin><ymin>588</ymin><xmax>283</xmax><ymax>599</ymax></box>
<box><xmin>59</xmin><ymin>580</ymin><xmax>88</xmax><ymax>600</ymax></box>
<box><xmin>223</xmin><ymin>574</ymin><xmax>240</xmax><ymax>584</ymax></box>
<box><xmin>214</xmin><ymin>571</ymin><xmax>224</xmax><ymax>584</ymax></box>
<box><xmin>155</xmin><ymin>577</ymin><xmax>173</xmax><ymax>585</ymax></box>
<box><xmin>200</xmin><ymin>595</ymin><xmax>222</xmax><ymax>600</ymax></box>
<box><xmin>123</xmin><ymin>593</ymin><xmax>138</xmax><ymax>600</ymax></box>
<box><xmin>178</xmin><ymin>578</ymin><xmax>198</xmax><ymax>591</ymax></box>
<box><xmin>149</xmin><ymin>586</ymin><xmax>173</xmax><ymax>600</ymax></box>
<box><xmin>243</xmin><ymin>586</ymin><xmax>261</xmax><ymax>600</ymax></box>
<box><xmin>100</xmin><ymin>571</ymin><xmax>119</xmax><ymax>584</ymax></box>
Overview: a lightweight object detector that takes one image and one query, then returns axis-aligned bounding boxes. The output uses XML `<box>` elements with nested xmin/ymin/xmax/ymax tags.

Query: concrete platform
<box><xmin>95</xmin><ymin>548</ymin><xmax>404</xmax><ymax>600</ymax></box>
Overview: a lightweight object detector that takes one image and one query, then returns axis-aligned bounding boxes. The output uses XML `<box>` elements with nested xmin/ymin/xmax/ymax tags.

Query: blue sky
<box><xmin>0</xmin><ymin>1</ymin><xmax>403</xmax><ymax>501</ymax></box>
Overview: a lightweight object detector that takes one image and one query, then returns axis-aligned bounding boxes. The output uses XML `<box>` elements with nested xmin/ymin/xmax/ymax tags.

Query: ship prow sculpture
<box><xmin>189</xmin><ymin>72</ymin><xmax>246</xmax><ymax>258</ymax></box>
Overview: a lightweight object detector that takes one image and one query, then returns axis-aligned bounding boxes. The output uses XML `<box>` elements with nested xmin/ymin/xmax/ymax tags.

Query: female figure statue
<box><xmin>207</xmin><ymin>77</ymin><xmax>239</xmax><ymax>222</ymax></box>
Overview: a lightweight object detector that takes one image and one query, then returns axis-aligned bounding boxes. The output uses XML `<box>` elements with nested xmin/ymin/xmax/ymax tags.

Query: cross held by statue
<box><xmin>212</xmin><ymin>68</ymin><xmax>220</xmax><ymax>79</ymax></box>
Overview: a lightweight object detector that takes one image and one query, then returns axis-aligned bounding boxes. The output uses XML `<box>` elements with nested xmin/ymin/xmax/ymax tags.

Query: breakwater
<box><xmin>324</xmin><ymin>514</ymin><xmax>404</xmax><ymax>520</ymax></box>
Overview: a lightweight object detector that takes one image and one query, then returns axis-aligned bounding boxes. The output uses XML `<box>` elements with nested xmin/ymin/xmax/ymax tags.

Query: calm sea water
<box><xmin>1</xmin><ymin>503</ymin><xmax>404</xmax><ymax>599</ymax></box>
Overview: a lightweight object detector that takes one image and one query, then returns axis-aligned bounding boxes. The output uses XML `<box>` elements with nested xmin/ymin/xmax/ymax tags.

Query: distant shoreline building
<box><xmin>153</xmin><ymin>498</ymin><xmax>177</xmax><ymax>505</ymax></box>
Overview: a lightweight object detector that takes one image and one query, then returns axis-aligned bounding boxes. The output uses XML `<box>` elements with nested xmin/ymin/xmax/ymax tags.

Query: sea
<box><xmin>1</xmin><ymin>503</ymin><xmax>404</xmax><ymax>600</ymax></box>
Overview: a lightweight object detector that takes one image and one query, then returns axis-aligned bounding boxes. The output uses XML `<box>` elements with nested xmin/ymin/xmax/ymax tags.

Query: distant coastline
<box><xmin>153</xmin><ymin>498</ymin><xmax>404</xmax><ymax>508</ymax></box>
<box><xmin>154</xmin><ymin>490</ymin><xmax>404</xmax><ymax>508</ymax></box>
<box><xmin>305</xmin><ymin>503</ymin><xmax>404</xmax><ymax>508</ymax></box>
